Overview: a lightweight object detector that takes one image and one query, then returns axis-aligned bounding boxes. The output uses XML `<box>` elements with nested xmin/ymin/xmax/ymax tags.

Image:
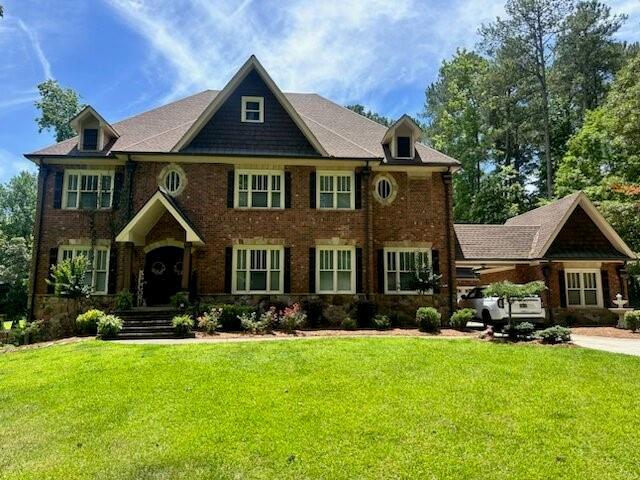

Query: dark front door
<box><xmin>144</xmin><ymin>246</ymin><xmax>183</xmax><ymax>306</ymax></box>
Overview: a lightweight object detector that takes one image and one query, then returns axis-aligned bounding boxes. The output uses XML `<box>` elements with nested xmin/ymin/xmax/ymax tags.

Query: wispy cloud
<box><xmin>104</xmin><ymin>0</ymin><xmax>507</xmax><ymax>106</ymax></box>
<box><xmin>16</xmin><ymin>19</ymin><xmax>53</xmax><ymax>80</ymax></box>
<box><xmin>0</xmin><ymin>148</ymin><xmax>36</xmax><ymax>181</ymax></box>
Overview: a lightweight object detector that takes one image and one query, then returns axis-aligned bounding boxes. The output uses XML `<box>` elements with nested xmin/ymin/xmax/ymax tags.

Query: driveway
<box><xmin>572</xmin><ymin>335</ymin><xmax>640</xmax><ymax>357</ymax></box>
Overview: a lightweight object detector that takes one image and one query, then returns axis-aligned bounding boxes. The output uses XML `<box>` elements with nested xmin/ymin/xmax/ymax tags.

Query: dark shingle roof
<box><xmin>454</xmin><ymin>224</ymin><xmax>540</xmax><ymax>260</ymax></box>
<box><xmin>27</xmin><ymin>90</ymin><xmax>459</xmax><ymax>166</ymax></box>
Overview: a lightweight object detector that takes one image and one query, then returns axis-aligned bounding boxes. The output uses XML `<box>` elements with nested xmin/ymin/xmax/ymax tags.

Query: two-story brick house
<box><xmin>25</xmin><ymin>56</ymin><xmax>460</xmax><ymax>320</ymax></box>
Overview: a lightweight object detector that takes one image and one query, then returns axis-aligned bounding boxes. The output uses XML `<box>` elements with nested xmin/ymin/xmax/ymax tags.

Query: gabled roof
<box><xmin>455</xmin><ymin>192</ymin><xmax>636</xmax><ymax>261</ymax></box>
<box><xmin>25</xmin><ymin>57</ymin><xmax>459</xmax><ymax>167</ymax></box>
<box><xmin>70</xmin><ymin>106</ymin><xmax>119</xmax><ymax>138</ymax></box>
<box><xmin>381</xmin><ymin>114</ymin><xmax>422</xmax><ymax>145</ymax></box>
<box><xmin>116</xmin><ymin>189</ymin><xmax>204</xmax><ymax>246</ymax></box>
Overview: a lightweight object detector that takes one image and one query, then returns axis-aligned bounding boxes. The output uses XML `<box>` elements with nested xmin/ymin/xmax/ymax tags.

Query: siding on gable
<box><xmin>183</xmin><ymin>69</ymin><xmax>319</xmax><ymax>156</ymax></box>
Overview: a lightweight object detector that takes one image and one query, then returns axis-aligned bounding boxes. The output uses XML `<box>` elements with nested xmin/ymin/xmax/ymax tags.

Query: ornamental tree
<box><xmin>484</xmin><ymin>281</ymin><xmax>546</xmax><ymax>327</ymax></box>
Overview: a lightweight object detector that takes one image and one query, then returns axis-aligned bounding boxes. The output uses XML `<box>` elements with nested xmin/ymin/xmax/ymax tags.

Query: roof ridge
<box><xmin>311</xmin><ymin>93</ymin><xmax>390</xmax><ymax>131</ymax></box>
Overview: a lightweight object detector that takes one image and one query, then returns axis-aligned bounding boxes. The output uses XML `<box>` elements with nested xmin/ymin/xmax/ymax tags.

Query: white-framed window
<box><xmin>384</xmin><ymin>248</ymin><xmax>432</xmax><ymax>294</ymax></box>
<box><xmin>316</xmin><ymin>246</ymin><xmax>355</xmax><ymax>294</ymax></box>
<box><xmin>235</xmin><ymin>170</ymin><xmax>284</xmax><ymax>209</ymax></box>
<box><xmin>63</xmin><ymin>170</ymin><xmax>114</xmax><ymax>210</ymax></box>
<box><xmin>317</xmin><ymin>171</ymin><xmax>355</xmax><ymax>210</ymax></box>
<box><xmin>233</xmin><ymin>245</ymin><xmax>283</xmax><ymax>294</ymax></box>
<box><xmin>241</xmin><ymin>96</ymin><xmax>264</xmax><ymax>123</ymax></box>
<box><xmin>565</xmin><ymin>269</ymin><xmax>603</xmax><ymax>308</ymax></box>
<box><xmin>58</xmin><ymin>245</ymin><xmax>110</xmax><ymax>294</ymax></box>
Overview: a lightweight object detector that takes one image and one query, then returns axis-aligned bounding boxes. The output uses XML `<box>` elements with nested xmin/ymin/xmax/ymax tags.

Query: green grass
<box><xmin>1</xmin><ymin>339</ymin><xmax>639</xmax><ymax>479</ymax></box>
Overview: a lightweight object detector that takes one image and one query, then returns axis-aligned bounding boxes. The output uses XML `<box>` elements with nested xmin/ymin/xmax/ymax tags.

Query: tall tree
<box><xmin>423</xmin><ymin>50</ymin><xmax>493</xmax><ymax>222</ymax></box>
<box><xmin>346</xmin><ymin>104</ymin><xmax>393</xmax><ymax>127</ymax></box>
<box><xmin>0</xmin><ymin>171</ymin><xmax>37</xmax><ymax>239</ymax></box>
<box><xmin>480</xmin><ymin>0</ymin><xmax>574</xmax><ymax>197</ymax></box>
<box><xmin>554</xmin><ymin>1</ymin><xmax>626</xmax><ymax>123</ymax></box>
<box><xmin>34</xmin><ymin>80</ymin><xmax>84</xmax><ymax>142</ymax></box>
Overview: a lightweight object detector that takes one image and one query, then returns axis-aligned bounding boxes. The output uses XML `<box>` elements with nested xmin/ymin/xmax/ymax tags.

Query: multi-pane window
<box><xmin>317</xmin><ymin>247</ymin><xmax>354</xmax><ymax>294</ymax></box>
<box><xmin>236</xmin><ymin>171</ymin><xmax>283</xmax><ymax>208</ymax></box>
<box><xmin>64</xmin><ymin>170</ymin><xmax>114</xmax><ymax>210</ymax></box>
<box><xmin>241</xmin><ymin>96</ymin><xmax>264</xmax><ymax>123</ymax></box>
<box><xmin>565</xmin><ymin>270</ymin><xmax>601</xmax><ymax>307</ymax></box>
<box><xmin>234</xmin><ymin>246</ymin><xmax>283</xmax><ymax>293</ymax></box>
<box><xmin>59</xmin><ymin>246</ymin><xmax>110</xmax><ymax>294</ymax></box>
<box><xmin>385</xmin><ymin>249</ymin><xmax>431</xmax><ymax>294</ymax></box>
<box><xmin>318</xmin><ymin>172</ymin><xmax>354</xmax><ymax>209</ymax></box>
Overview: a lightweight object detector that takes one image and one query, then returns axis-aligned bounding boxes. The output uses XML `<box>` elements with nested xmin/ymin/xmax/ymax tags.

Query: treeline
<box><xmin>422</xmin><ymin>0</ymin><xmax>639</xmax><ymax>228</ymax></box>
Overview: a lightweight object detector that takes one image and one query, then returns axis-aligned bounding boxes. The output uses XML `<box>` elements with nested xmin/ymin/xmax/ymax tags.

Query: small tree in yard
<box><xmin>406</xmin><ymin>253</ymin><xmax>442</xmax><ymax>295</ymax></box>
<box><xmin>47</xmin><ymin>256</ymin><xmax>92</xmax><ymax>319</ymax></box>
<box><xmin>483</xmin><ymin>281</ymin><xmax>546</xmax><ymax>328</ymax></box>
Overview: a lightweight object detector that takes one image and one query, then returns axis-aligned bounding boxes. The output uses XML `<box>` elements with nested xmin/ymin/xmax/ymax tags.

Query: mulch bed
<box><xmin>197</xmin><ymin>328</ymin><xmax>478</xmax><ymax>340</ymax></box>
<box><xmin>571</xmin><ymin>327</ymin><xmax>640</xmax><ymax>339</ymax></box>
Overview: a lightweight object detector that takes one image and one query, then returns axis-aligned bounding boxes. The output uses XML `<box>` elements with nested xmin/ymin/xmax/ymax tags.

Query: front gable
<box><xmin>182</xmin><ymin>69</ymin><xmax>319</xmax><ymax>156</ymax></box>
<box><xmin>546</xmin><ymin>205</ymin><xmax>629</xmax><ymax>259</ymax></box>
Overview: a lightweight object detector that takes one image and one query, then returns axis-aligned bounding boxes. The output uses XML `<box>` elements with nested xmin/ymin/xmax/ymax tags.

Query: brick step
<box><xmin>121</xmin><ymin>320</ymin><xmax>173</xmax><ymax>327</ymax></box>
<box><xmin>115</xmin><ymin>331</ymin><xmax>195</xmax><ymax>340</ymax></box>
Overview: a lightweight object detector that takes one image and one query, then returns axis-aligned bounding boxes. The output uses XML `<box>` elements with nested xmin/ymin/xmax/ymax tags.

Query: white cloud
<box><xmin>0</xmin><ymin>149</ymin><xmax>36</xmax><ymax>182</ymax></box>
<box><xmin>104</xmin><ymin>0</ymin><xmax>509</xmax><ymax>105</ymax></box>
<box><xmin>16</xmin><ymin>19</ymin><xmax>53</xmax><ymax>80</ymax></box>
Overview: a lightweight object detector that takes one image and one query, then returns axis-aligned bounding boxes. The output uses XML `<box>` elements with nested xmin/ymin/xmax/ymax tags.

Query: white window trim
<box><xmin>383</xmin><ymin>247</ymin><xmax>432</xmax><ymax>295</ymax></box>
<box><xmin>316</xmin><ymin>171</ymin><xmax>356</xmax><ymax>210</ymax></box>
<box><xmin>393</xmin><ymin>135</ymin><xmax>414</xmax><ymax>159</ymax></box>
<box><xmin>241</xmin><ymin>96</ymin><xmax>264</xmax><ymax>123</ymax></box>
<box><xmin>58</xmin><ymin>245</ymin><xmax>110</xmax><ymax>295</ymax></box>
<box><xmin>79</xmin><ymin>127</ymin><xmax>103</xmax><ymax>152</ymax></box>
<box><xmin>564</xmin><ymin>268</ymin><xmax>603</xmax><ymax>308</ymax></box>
<box><xmin>316</xmin><ymin>246</ymin><xmax>356</xmax><ymax>294</ymax></box>
<box><xmin>232</xmin><ymin>245</ymin><xmax>284</xmax><ymax>294</ymax></box>
<box><xmin>62</xmin><ymin>169</ymin><xmax>115</xmax><ymax>210</ymax></box>
<box><xmin>234</xmin><ymin>170</ymin><xmax>285</xmax><ymax>209</ymax></box>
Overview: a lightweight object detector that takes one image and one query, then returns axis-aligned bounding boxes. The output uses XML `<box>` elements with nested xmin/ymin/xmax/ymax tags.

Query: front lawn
<box><xmin>1</xmin><ymin>339</ymin><xmax>639</xmax><ymax>479</ymax></box>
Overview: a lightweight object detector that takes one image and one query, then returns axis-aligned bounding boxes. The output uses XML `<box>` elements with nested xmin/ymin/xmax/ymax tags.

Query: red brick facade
<box><xmin>30</xmin><ymin>161</ymin><xmax>457</xmax><ymax>318</ymax></box>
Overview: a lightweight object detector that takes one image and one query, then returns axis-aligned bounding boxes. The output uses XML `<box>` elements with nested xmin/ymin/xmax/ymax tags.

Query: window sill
<box><xmin>233</xmin><ymin>207</ymin><xmax>285</xmax><ymax>211</ymax></box>
<box><xmin>317</xmin><ymin>291</ymin><xmax>356</xmax><ymax>295</ymax></box>
<box><xmin>232</xmin><ymin>291</ymin><xmax>284</xmax><ymax>295</ymax></box>
<box><xmin>384</xmin><ymin>291</ymin><xmax>434</xmax><ymax>295</ymax></box>
<box><xmin>316</xmin><ymin>208</ymin><xmax>357</xmax><ymax>212</ymax></box>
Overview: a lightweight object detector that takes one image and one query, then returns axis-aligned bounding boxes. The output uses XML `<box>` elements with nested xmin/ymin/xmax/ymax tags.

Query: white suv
<box><xmin>458</xmin><ymin>286</ymin><xmax>546</xmax><ymax>327</ymax></box>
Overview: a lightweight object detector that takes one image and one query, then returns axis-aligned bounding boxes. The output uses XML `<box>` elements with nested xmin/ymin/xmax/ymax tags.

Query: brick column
<box><xmin>120</xmin><ymin>242</ymin><xmax>133</xmax><ymax>292</ymax></box>
<box><xmin>181</xmin><ymin>242</ymin><xmax>192</xmax><ymax>291</ymax></box>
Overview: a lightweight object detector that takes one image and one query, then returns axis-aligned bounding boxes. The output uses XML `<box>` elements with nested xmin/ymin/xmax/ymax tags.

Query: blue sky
<box><xmin>0</xmin><ymin>0</ymin><xmax>638</xmax><ymax>183</ymax></box>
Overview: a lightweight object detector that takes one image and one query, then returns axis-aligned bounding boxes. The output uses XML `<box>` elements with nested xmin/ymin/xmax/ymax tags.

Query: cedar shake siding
<box><xmin>184</xmin><ymin>70</ymin><xmax>319</xmax><ymax>156</ymax></box>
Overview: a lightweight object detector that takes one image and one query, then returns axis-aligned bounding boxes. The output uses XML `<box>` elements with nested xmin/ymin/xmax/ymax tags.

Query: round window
<box><xmin>376</xmin><ymin>178</ymin><xmax>392</xmax><ymax>199</ymax></box>
<box><xmin>164</xmin><ymin>170</ymin><xmax>181</xmax><ymax>193</ymax></box>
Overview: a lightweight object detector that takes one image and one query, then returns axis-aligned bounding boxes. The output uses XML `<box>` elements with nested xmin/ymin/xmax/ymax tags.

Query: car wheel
<box><xmin>482</xmin><ymin>310</ymin><xmax>491</xmax><ymax>327</ymax></box>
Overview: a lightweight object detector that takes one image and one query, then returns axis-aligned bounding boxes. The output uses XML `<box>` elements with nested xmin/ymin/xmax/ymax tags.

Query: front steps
<box><xmin>116</xmin><ymin>308</ymin><xmax>195</xmax><ymax>340</ymax></box>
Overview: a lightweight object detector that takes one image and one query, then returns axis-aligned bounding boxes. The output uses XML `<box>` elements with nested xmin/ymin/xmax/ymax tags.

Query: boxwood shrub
<box><xmin>537</xmin><ymin>325</ymin><xmax>571</xmax><ymax>344</ymax></box>
<box><xmin>416</xmin><ymin>307</ymin><xmax>441</xmax><ymax>332</ymax></box>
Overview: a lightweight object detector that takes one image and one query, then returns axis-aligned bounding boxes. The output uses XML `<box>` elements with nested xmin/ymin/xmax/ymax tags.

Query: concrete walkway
<box><xmin>572</xmin><ymin>335</ymin><xmax>640</xmax><ymax>357</ymax></box>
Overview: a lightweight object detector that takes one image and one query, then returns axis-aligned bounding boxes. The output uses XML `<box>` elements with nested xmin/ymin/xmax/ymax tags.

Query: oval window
<box><xmin>377</xmin><ymin>178</ymin><xmax>392</xmax><ymax>200</ymax></box>
<box><xmin>164</xmin><ymin>170</ymin><xmax>182</xmax><ymax>193</ymax></box>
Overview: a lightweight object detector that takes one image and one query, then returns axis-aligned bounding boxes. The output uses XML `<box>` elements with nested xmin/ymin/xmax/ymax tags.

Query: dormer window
<box><xmin>396</xmin><ymin>136</ymin><xmax>411</xmax><ymax>158</ymax></box>
<box><xmin>241</xmin><ymin>96</ymin><xmax>264</xmax><ymax>123</ymax></box>
<box><xmin>82</xmin><ymin>128</ymin><xmax>99</xmax><ymax>151</ymax></box>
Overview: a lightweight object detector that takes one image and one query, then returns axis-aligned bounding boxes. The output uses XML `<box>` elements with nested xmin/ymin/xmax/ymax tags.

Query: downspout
<box><xmin>28</xmin><ymin>161</ymin><xmax>48</xmax><ymax>320</ymax></box>
<box><xmin>363</xmin><ymin>160</ymin><xmax>373</xmax><ymax>297</ymax></box>
<box><xmin>442</xmin><ymin>171</ymin><xmax>454</xmax><ymax>317</ymax></box>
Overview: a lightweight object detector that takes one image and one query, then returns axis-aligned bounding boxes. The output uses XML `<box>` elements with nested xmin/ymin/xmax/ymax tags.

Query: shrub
<box><xmin>324</xmin><ymin>305</ymin><xmax>348</xmax><ymax>328</ymax></box>
<box><xmin>537</xmin><ymin>326</ymin><xmax>571</xmax><ymax>344</ymax></box>
<box><xmin>172</xmin><ymin>315</ymin><xmax>194</xmax><ymax>336</ymax></box>
<box><xmin>341</xmin><ymin>316</ymin><xmax>357</xmax><ymax>330</ymax></box>
<box><xmin>259</xmin><ymin>307</ymin><xmax>280</xmax><ymax>332</ymax></box>
<box><xmin>76</xmin><ymin>309</ymin><xmax>105</xmax><ymax>335</ymax></box>
<box><xmin>416</xmin><ymin>307</ymin><xmax>441</xmax><ymax>332</ymax></box>
<box><xmin>388</xmin><ymin>311</ymin><xmax>413</xmax><ymax>327</ymax></box>
<box><xmin>372</xmin><ymin>314</ymin><xmax>391</xmax><ymax>330</ymax></box>
<box><xmin>624</xmin><ymin>310</ymin><xmax>640</xmax><ymax>332</ymax></box>
<box><xmin>214</xmin><ymin>304</ymin><xmax>256</xmax><ymax>331</ymax></box>
<box><xmin>169</xmin><ymin>292</ymin><xmax>190</xmax><ymax>310</ymax></box>
<box><xmin>197</xmin><ymin>307</ymin><xmax>222</xmax><ymax>334</ymax></box>
<box><xmin>97</xmin><ymin>315</ymin><xmax>123</xmax><ymax>339</ymax></box>
<box><xmin>115</xmin><ymin>291</ymin><xmax>133</xmax><ymax>311</ymax></box>
<box><xmin>7</xmin><ymin>321</ymin><xmax>44</xmax><ymax>346</ymax></box>
<box><xmin>351</xmin><ymin>299</ymin><xmax>377</xmax><ymax>328</ymax></box>
<box><xmin>301</xmin><ymin>298</ymin><xmax>323</xmax><ymax>328</ymax></box>
<box><xmin>504</xmin><ymin>322</ymin><xmax>535</xmax><ymax>340</ymax></box>
<box><xmin>449</xmin><ymin>308</ymin><xmax>475</xmax><ymax>330</ymax></box>
<box><xmin>280</xmin><ymin>303</ymin><xmax>307</xmax><ymax>333</ymax></box>
<box><xmin>239</xmin><ymin>312</ymin><xmax>270</xmax><ymax>335</ymax></box>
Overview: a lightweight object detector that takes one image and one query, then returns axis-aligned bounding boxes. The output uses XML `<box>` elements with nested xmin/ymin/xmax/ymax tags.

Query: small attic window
<box><xmin>396</xmin><ymin>136</ymin><xmax>411</xmax><ymax>158</ymax></box>
<box><xmin>241</xmin><ymin>96</ymin><xmax>264</xmax><ymax>123</ymax></box>
<box><xmin>82</xmin><ymin>128</ymin><xmax>99</xmax><ymax>151</ymax></box>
